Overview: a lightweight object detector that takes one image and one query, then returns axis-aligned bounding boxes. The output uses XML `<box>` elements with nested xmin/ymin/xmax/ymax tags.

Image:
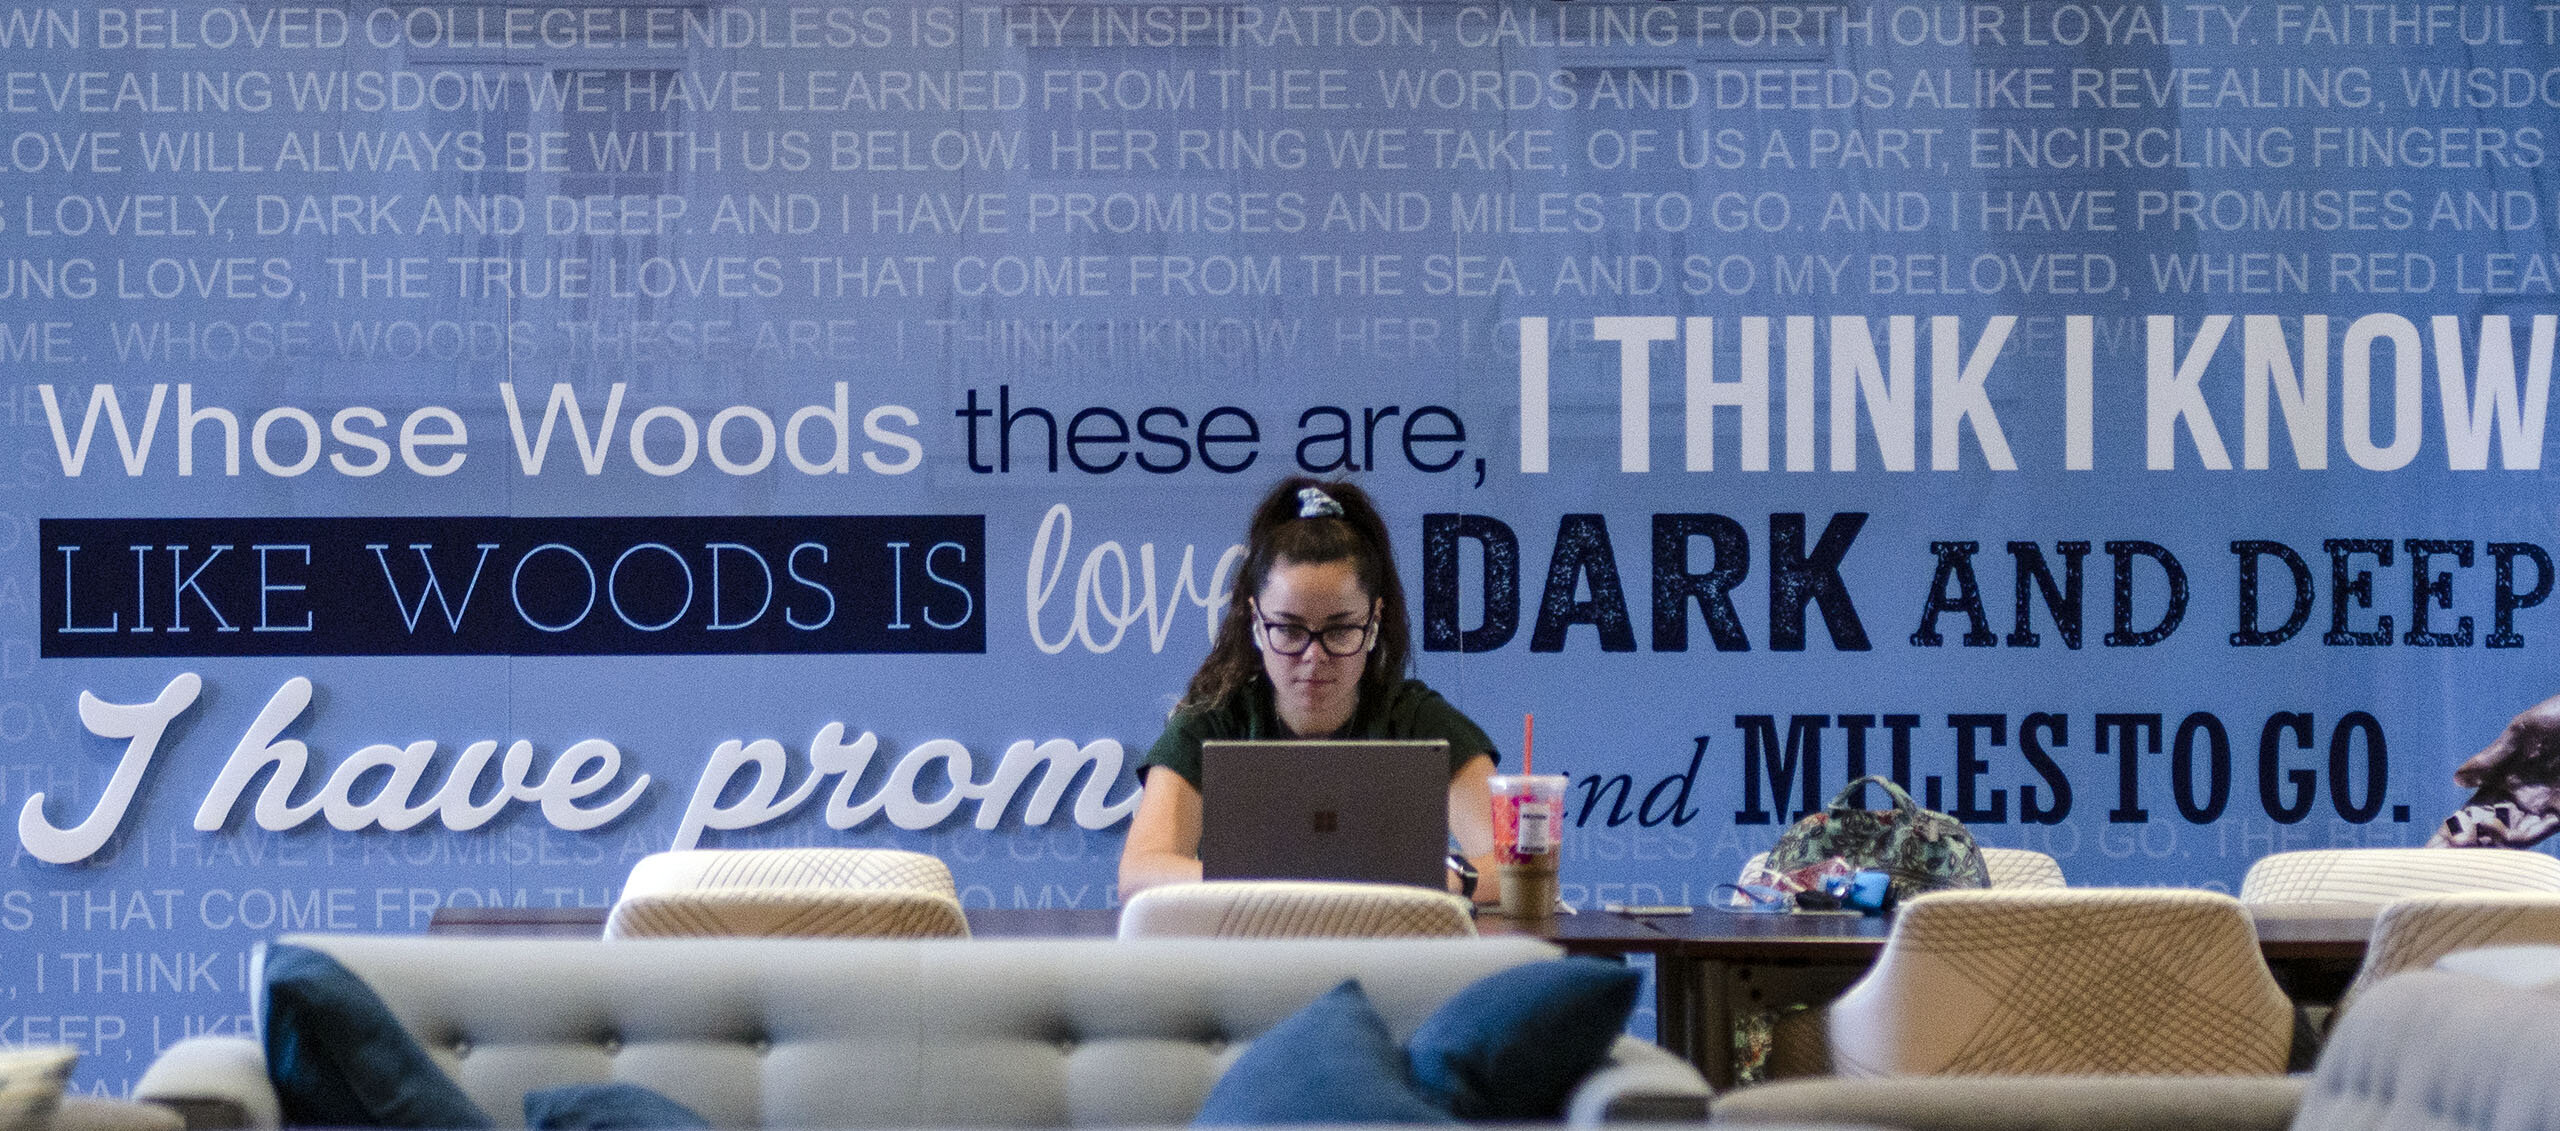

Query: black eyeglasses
<box><xmin>1251</xmin><ymin>600</ymin><xmax>1377</xmax><ymax>657</ymax></box>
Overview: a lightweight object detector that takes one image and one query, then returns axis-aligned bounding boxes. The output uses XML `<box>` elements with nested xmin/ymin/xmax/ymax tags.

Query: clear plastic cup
<box><xmin>1489</xmin><ymin>773</ymin><xmax>1567</xmax><ymax>918</ymax></box>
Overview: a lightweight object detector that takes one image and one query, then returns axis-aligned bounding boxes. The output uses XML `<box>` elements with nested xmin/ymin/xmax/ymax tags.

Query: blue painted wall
<box><xmin>10</xmin><ymin>0</ymin><xmax>2560</xmax><ymax>1092</ymax></box>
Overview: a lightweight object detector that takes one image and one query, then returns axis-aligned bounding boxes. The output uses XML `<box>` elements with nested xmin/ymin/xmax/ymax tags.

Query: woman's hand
<box><xmin>1117</xmin><ymin>770</ymin><xmax>1205</xmax><ymax>900</ymax></box>
<box><xmin>2432</xmin><ymin>693</ymin><xmax>2560</xmax><ymax>847</ymax></box>
<box><xmin>2455</xmin><ymin>692</ymin><xmax>2560</xmax><ymax>798</ymax></box>
<box><xmin>1447</xmin><ymin>754</ymin><xmax>1503</xmax><ymax>905</ymax></box>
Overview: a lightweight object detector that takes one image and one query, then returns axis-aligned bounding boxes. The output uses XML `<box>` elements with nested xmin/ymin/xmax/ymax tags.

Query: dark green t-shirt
<box><xmin>1141</xmin><ymin>677</ymin><xmax>1498</xmax><ymax>789</ymax></box>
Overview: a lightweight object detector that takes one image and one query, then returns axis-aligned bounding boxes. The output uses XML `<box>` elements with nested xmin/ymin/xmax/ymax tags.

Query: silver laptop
<box><xmin>1199</xmin><ymin>739</ymin><xmax>1449</xmax><ymax>889</ymax></box>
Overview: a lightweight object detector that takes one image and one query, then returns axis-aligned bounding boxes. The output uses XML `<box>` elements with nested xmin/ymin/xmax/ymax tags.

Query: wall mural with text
<box><xmin>9</xmin><ymin>0</ymin><xmax>2560</xmax><ymax>1091</ymax></box>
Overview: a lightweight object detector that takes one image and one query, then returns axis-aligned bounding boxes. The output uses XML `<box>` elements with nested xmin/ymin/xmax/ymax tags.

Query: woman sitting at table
<box><xmin>1116</xmin><ymin>476</ymin><xmax>1504</xmax><ymax>903</ymax></box>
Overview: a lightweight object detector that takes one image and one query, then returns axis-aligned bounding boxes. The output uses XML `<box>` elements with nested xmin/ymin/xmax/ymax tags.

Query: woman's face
<box><xmin>1254</xmin><ymin>558</ymin><xmax>1379</xmax><ymax>738</ymax></box>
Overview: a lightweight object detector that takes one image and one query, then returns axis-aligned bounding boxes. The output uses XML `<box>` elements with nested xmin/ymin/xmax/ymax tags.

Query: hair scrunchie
<box><xmin>1296</xmin><ymin>487</ymin><xmax>1344</xmax><ymax>519</ymax></box>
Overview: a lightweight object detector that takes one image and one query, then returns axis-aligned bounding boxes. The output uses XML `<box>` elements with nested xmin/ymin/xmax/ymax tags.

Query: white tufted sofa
<box><xmin>132</xmin><ymin>933</ymin><xmax>1706</xmax><ymax>1130</ymax></box>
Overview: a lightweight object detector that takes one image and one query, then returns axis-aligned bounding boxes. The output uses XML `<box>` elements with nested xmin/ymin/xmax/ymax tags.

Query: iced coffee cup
<box><xmin>1489</xmin><ymin>773</ymin><xmax>1566</xmax><ymax>918</ymax></box>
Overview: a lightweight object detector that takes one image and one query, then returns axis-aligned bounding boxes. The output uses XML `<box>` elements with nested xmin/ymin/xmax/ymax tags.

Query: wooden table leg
<box><xmin>1664</xmin><ymin>955</ymin><xmax>1736</xmax><ymax>1089</ymax></box>
<box><xmin>1646</xmin><ymin>953</ymin><xmax>1690</xmax><ymax>1061</ymax></box>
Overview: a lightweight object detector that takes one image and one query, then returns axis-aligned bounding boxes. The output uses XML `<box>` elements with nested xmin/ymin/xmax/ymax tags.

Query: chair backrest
<box><xmin>2238</xmin><ymin>847</ymin><xmax>2560</xmax><ymax>904</ymax></box>
<box><xmin>1978</xmin><ymin>847</ymin><xmax>2066</xmax><ymax>889</ymax></box>
<box><xmin>2339</xmin><ymin>891</ymin><xmax>2560</xmax><ymax>1012</ymax></box>
<box><xmin>1817</xmin><ymin>888</ymin><xmax>2293</xmax><ymax>1076</ymax></box>
<box><xmin>605</xmin><ymin>848</ymin><xmax>969</xmax><ymax>939</ymax></box>
<box><xmin>2294</xmin><ymin>960</ymin><xmax>2560</xmax><ymax>1131</ymax></box>
<box><xmin>1740</xmin><ymin>847</ymin><xmax>2065</xmax><ymax>888</ymax></box>
<box><xmin>1117</xmin><ymin>880</ymin><xmax>1476</xmax><ymax>939</ymax></box>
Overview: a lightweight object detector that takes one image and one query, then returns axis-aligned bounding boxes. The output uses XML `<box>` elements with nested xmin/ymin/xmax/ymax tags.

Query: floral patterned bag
<box><xmin>1762</xmin><ymin>775</ymin><xmax>1990</xmax><ymax>904</ymax></box>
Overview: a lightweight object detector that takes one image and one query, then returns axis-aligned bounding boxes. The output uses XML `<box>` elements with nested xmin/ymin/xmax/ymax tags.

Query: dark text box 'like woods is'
<box><xmin>42</xmin><ymin>514</ymin><xmax>984</xmax><ymax>657</ymax></box>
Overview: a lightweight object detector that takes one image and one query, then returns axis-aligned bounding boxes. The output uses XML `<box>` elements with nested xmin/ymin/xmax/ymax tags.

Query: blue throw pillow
<box><xmin>1195</xmin><ymin>980</ymin><xmax>1456</xmax><ymax>1126</ymax></box>
<box><xmin>524</xmin><ymin>1084</ymin><xmax>709</xmax><ymax>1130</ymax></box>
<box><xmin>1406</xmin><ymin>957</ymin><xmax>1642</xmax><ymax>1121</ymax></box>
<box><xmin>262</xmin><ymin>944</ymin><xmax>494</xmax><ymax>1129</ymax></box>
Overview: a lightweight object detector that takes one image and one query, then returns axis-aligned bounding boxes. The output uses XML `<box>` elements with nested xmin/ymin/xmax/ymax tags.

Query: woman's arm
<box><xmin>1447</xmin><ymin>753</ymin><xmax>1503</xmax><ymax>905</ymax></box>
<box><xmin>1117</xmin><ymin>769</ymin><xmax>1206</xmax><ymax>900</ymax></box>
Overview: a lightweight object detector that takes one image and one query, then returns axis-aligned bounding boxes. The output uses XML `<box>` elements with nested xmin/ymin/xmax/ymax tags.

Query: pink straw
<box><xmin>1522</xmin><ymin>714</ymin><xmax>1534</xmax><ymax>775</ymax></box>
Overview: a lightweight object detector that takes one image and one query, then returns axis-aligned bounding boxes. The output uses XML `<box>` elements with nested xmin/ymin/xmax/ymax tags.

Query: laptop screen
<box><xmin>1198</xmin><ymin>739</ymin><xmax>1450</xmax><ymax>889</ymax></box>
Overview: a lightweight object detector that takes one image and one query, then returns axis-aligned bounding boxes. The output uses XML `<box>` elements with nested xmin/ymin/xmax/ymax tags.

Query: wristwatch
<box><xmin>1446</xmin><ymin>853</ymin><xmax>1478</xmax><ymax>899</ymax></box>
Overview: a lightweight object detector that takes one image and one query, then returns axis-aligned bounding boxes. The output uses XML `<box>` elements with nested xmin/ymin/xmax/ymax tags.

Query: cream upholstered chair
<box><xmin>1768</xmin><ymin>888</ymin><xmax>2293</xmax><ymax>1078</ymax></box>
<box><xmin>604</xmin><ymin>848</ymin><xmax>969</xmax><ymax>939</ymax></box>
<box><xmin>1738</xmin><ymin>847</ymin><xmax>2064</xmax><ymax>888</ymax></box>
<box><xmin>2337</xmin><ymin>891</ymin><xmax>2560</xmax><ymax>1013</ymax></box>
<box><xmin>1978</xmin><ymin>847</ymin><xmax>2067</xmax><ymax>888</ymax></box>
<box><xmin>1117</xmin><ymin>880</ymin><xmax>1475</xmax><ymax>939</ymax></box>
<box><xmin>2238</xmin><ymin>847</ymin><xmax>2560</xmax><ymax>904</ymax></box>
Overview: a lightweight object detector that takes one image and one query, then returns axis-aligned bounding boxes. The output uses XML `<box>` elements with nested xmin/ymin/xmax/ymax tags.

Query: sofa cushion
<box><xmin>51</xmin><ymin>1097</ymin><xmax>186</xmax><ymax>1131</ymax></box>
<box><xmin>1709</xmin><ymin>1074</ymin><xmax>2306</xmax><ymax>1130</ymax></box>
<box><xmin>1194</xmin><ymin>980</ymin><xmax>1455</xmax><ymax>1126</ymax></box>
<box><xmin>1408</xmin><ymin>957</ymin><xmax>1642</xmax><ymax>1120</ymax></box>
<box><xmin>524</xmin><ymin>1084</ymin><xmax>708</xmax><ymax>1131</ymax></box>
<box><xmin>262</xmin><ymin>944</ymin><xmax>492</xmax><ymax>1129</ymax></box>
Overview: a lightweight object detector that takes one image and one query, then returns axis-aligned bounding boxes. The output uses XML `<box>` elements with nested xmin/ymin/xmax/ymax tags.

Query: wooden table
<box><xmin>954</xmin><ymin>905</ymin><xmax>1682</xmax><ymax>952</ymax></box>
<box><xmin>425</xmin><ymin>903</ymin><xmax>1676</xmax><ymax>953</ymax></box>
<box><xmin>428</xmin><ymin>905</ymin><xmax>613</xmax><ymax>936</ymax></box>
